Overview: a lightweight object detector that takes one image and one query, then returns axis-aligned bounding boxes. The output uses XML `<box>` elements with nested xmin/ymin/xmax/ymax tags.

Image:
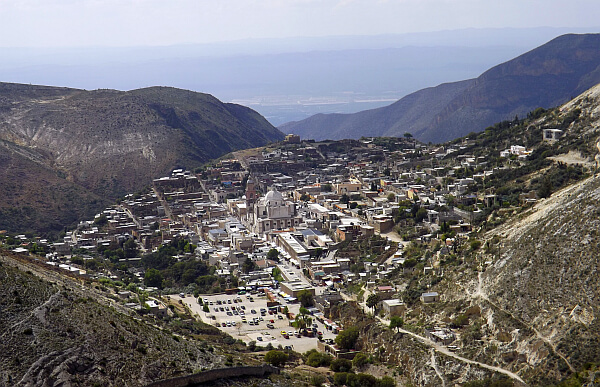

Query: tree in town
<box><xmin>389</xmin><ymin>316</ymin><xmax>404</xmax><ymax>332</ymax></box>
<box><xmin>266</xmin><ymin>248</ymin><xmax>280</xmax><ymax>262</ymax></box>
<box><xmin>297</xmin><ymin>289</ymin><xmax>314</xmax><ymax>308</ymax></box>
<box><xmin>123</xmin><ymin>238</ymin><xmax>139</xmax><ymax>258</ymax></box>
<box><xmin>242</xmin><ymin>257</ymin><xmax>258</xmax><ymax>273</ymax></box>
<box><xmin>294</xmin><ymin>307</ymin><xmax>313</xmax><ymax>334</ymax></box>
<box><xmin>144</xmin><ymin>268</ymin><xmax>163</xmax><ymax>289</ymax></box>
<box><xmin>366</xmin><ymin>293</ymin><xmax>380</xmax><ymax>314</ymax></box>
<box><xmin>415</xmin><ymin>207</ymin><xmax>428</xmax><ymax>222</ymax></box>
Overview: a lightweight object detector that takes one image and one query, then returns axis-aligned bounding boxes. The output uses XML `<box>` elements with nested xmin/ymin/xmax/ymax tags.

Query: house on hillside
<box><xmin>543</xmin><ymin>128</ymin><xmax>563</xmax><ymax>142</ymax></box>
<box><xmin>381</xmin><ymin>299</ymin><xmax>406</xmax><ymax>318</ymax></box>
<box><xmin>421</xmin><ymin>292</ymin><xmax>440</xmax><ymax>303</ymax></box>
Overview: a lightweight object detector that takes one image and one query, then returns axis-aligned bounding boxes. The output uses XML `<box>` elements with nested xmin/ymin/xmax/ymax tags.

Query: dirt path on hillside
<box><xmin>466</xmin><ymin>273</ymin><xmax>576</xmax><ymax>374</ymax></box>
<box><xmin>548</xmin><ymin>150</ymin><xmax>594</xmax><ymax>167</ymax></box>
<box><xmin>341</xmin><ymin>287</ymin><xmax>527</xmax><ymax>385</ymax></box>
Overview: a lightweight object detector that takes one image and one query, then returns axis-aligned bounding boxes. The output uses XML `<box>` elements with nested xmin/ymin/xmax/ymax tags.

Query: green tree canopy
<box><xmin>330</xmin><ymin>358</ymin><xmax>353</xmax><ymax>373</ymax></box>
<box><xmin>300</xmin><ymin>193</ymin><xmax>310</xmax><ymax>202</ymax></box>
<box><xmin>123</xmin><ymin>238</ymin><xmax>139</xmax><ymax>258</ymax></box>
<box><xmin>144</xmin><ymin>268</ymin><xmax>163</xmax><ymax>289</ymax></box>
<box><xmin>242</xmin><ymin>257</ymin><xmax>259</xmax><ymax>273</ymax></box>
<box><xmin>352</xmin><ymin>352</ymin><xmax>369</xmax><ymax>368</ymax></box>
<box><xmin>297</xmin><ymin>289</ymin><xmax>314</xmax><ymax>308</ymax></box>
<box><xmin>415</xmin><ymin>207</ymin><xmax>428</xmax><ymax>222</ymax></box>
<box><xmin>389</xmin><ymin>316</ymin><xmax>404</xmax><ymax>332</ymax></box>
<box><xmin>335</xmin><ymin>326</ymin><xmax>360</xmax><ymax>350</ymax></box>
<box><xmin>266</xmin><ymin>248</ymin><xmax>280</xmax><ymax>261</ymax></box>
<box><xmin>366</xmin><ymin>293</ymin><xmax>380</xmax><ymax>312</ymax></box>
<box><xmin>264</xmin><ymin>350</ymin><xmax>288</xmax><ymax>367</ymax></box>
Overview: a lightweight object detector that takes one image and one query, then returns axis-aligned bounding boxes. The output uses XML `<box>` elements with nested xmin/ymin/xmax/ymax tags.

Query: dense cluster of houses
<box><xmin>35</xmin><ymin>138</ymin><xmax>498</xmax><ymax>296</ymax></box>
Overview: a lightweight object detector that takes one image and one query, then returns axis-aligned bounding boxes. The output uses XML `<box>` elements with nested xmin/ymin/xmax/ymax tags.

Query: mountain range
<box><xmin>0</xmin><ymin>83</ymin><xmax>283</xmax><ymax>234</ymax></box>
<box><xmin>280</xmin><ymin>33</ymin><xmax>600</xmax><ymax>143</ymax></box>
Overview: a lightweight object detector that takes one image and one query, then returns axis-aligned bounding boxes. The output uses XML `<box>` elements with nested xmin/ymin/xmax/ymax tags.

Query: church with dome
<box><xmin>253</xmin><ymin>188</ymin><xmax>302</xmax><ymax>234</ymax></box>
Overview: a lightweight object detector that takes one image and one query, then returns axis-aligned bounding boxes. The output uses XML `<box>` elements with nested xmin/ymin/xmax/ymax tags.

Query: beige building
<box><xmin>381</xmin><ymin>299</ymin><xmax>406</xmax><ymax>317</ymax></box>
<box><xmin>334</xmin><ymin>182</ymin><xmax>362</xmax><ymax>195</ymax></box>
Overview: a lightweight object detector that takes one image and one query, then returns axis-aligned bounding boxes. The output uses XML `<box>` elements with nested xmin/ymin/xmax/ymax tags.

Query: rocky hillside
<box><xmin>0</xmin><ymin>83</ymin><xmax>284</xmax><ymax>234</ymax></box>
<box><xmin>472</xmin><ymin>84</ymin><xmax>600</xmax><ymax>383</ymax></box>
<box><xmin>0</xmin><ymin>251</ymin><xmax>242</xmax><ymax>386</ymax></box>
<box><xmin>281</xmin><ymin>33</ymin><xmax>600</xmax><ymax>143</ymax></box>
<box><xmin>475</xmin><ymin>172</ymin><xmax>600</xmax><ymax>384</ymax></box>
<box><xmin>395</xmin><ymin>84</ymin><xmax>600</xmax><ymax>386</ymax></box>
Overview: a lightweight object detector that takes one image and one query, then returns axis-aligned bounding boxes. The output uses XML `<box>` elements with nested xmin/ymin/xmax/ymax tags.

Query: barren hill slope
<box><xmin>445</xmin><ymin>84</ymin><xmax>600</xmax><ymax>385</ymax></box>
<box><xmin>0</xmin><ymin>83</ymin><xmax>284</xmax><ymax>234</ymax></box>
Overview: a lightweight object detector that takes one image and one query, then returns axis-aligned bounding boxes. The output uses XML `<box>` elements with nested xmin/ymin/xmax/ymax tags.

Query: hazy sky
<box><xmin>0</xmin><ymin>0</ymin><xmax>598</xmax><ymax>47</ymax></box>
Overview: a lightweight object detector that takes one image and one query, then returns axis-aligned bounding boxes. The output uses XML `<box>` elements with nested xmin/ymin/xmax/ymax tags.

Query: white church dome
<box><xmin>264</xmin><ymin>189</ymin><xmax>284</xmax><ymax>206</ymax></box>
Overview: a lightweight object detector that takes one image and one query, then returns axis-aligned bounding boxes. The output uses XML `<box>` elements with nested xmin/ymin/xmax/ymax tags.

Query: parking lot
<box><xmin>175</xmin><ymin>291</ymin><xmax>338</xmax><ymax>353</ymax></box>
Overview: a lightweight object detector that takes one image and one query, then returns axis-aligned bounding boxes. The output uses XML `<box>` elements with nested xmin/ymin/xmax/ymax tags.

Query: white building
<box><xmin>254</xmin><ymin>189</ymin><xmax>302</xmax><ymax>234</ymax></box>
